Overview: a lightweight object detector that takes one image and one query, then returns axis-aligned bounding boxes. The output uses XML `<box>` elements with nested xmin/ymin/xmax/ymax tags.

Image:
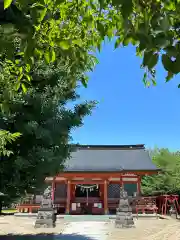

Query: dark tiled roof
<box><xmin>64</xmin><ymin>145</ymin><xmax>159</xmax><ymax>172</ymax></box>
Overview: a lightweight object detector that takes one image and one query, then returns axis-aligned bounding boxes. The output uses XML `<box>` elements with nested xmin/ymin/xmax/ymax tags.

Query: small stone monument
<box><xmin>34</xmin><ymin>186</ymin><xmax>56</xmax><ymax>228</ymax></box>
<box><xmin>115</xmin><ymin>186</ymin><xmax>135</xmax><ymax>228</ymax></box>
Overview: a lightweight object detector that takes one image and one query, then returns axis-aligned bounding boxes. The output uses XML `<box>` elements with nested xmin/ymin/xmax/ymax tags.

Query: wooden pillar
<box><xmin>104</xmin><ymin>180</ymin><xmax>108</xmax><ymax>214</ymax></box>
<box><xmin>65</xmin><ymin>180</ymin><xmax>71</xmax><ymax>214</ymax></box>
<box><xmin>51</xmin><ymin>177</ymin><xmax>55</xmax><ymax>203</ymax></box>
<box><xmin>137</xmin><ymin>176</ymin><xmax>141</xmax><ymax>194</ymax></box>
<box><xmin>72</xmin><ymin>184</ymin><xmax>75</xmax><ymax>199</ymax></box>
<box><xmin>99</xmin><ymin>184</ymin><xmax>103</xmax><ymax>200</ymax></box>
<box><xmin>29</xmin><ymin>207</ymin><xmax>32</xmax><ymax>213</ymax></box>
<box><xmin>120</xmin><ymin>175</ymin><xmax>123</xmax><ymax>187</ymax></box>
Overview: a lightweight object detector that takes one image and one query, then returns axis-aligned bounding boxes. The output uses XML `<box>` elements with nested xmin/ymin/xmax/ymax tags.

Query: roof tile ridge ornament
<box><xmin>119</xmin><ymin>166</ymin><xmax>124</xmax><ymax>171</ymax></box>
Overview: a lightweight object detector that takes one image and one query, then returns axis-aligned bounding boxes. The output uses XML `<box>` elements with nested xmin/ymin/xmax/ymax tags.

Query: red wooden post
<box><xmin>104</xmin><ymin>180</ymin><xmax>108</xmax><ymax>214</ymax></box>
<box><xmin>72</xmin><ymin>184</ymin><xmax>75</xmax><ymax>199</ymax></box>
<box><xmin>29</xmin><ymin>207</ymin><xmax>32</xmax><ymax>213</ymax></box>
<box><xmin>137</xmin><ymin>176</ymin><xmax>141</xmax><ymax>194</ymax></box>
<box><xmin>120</xmin><ymin>175</ymin><xmax>123</xmax><ymax>187</ymax></box>
<box><xmin>51</xmin><ymin>177</ymin><xmax>55</xmax><ymax>203</ymax></box>
<box><xmin>66</xmin><ymin>180</ymin><xmax>71</xmax><ymax>214</ymax></box>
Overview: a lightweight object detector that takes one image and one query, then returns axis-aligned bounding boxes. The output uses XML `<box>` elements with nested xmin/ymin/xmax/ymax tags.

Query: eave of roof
<box><xmin>63</xmin><ymin>169</ymin><xmax>161</xmax><ymax>173</ymax></box>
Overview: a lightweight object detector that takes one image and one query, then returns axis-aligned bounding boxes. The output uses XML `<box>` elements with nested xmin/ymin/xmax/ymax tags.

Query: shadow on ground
<box><xmin>0</xmin><ymin>234</ymin><xmax>95</xmax><ymax>240</ymax></box>
<box><xmin>0</xmin><ymin>213</ymin><xmax>15</xmax><ymax>216</ymax></box>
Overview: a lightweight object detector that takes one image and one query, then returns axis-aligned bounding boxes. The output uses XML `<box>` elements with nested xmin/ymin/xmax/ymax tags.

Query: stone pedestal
<box><xmin>115</xmin><ymin>187</ymin><xmax>135</xmax><ymax>228</ymax></box>
<box><xmin>34</xmin><ymin>187</ymin><xmax>56</xmax><ymax>228</ymax></box>
<box><xmin>34</xmin><ymin>208</ymin><xmax>56</xmax><ymax>228</ymax></box>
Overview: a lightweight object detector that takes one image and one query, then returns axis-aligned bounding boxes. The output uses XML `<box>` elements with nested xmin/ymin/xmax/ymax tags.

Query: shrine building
<box><xmin>45</xmin><ymin>144</ymin><xmax>160</xmax><ymax>215</ymax></box>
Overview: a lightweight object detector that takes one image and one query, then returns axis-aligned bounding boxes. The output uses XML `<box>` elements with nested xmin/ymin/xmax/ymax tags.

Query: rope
<box><xmin>76</xmin><ymin>184</ymin><xmax>98</xmax><ymax>192</ymax></box>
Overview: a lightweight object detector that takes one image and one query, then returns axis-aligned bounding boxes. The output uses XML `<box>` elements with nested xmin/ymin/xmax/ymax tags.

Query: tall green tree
<box><xmin>0</xmin><ymin>61</ymin><xmax>95</xmax><ymax>202</ymax></box>
<box><xmin>142</xmin><ymin>148</ymin><xmax>180</xmax><ymax>195</ymax></box>
<box><xmin>1</xmin><ymin>0</ymin><xmax>101</xmax><ymax>154</ymax></box>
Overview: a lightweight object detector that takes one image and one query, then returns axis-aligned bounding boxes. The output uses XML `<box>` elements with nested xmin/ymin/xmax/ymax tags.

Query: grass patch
<box><xmin>2</xmin><ymin>209</ymin><xmax>18</xmax><ymax>213</ymax></box>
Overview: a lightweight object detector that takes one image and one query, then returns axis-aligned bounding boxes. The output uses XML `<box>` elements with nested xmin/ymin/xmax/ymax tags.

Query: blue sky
<box><xmin>71</xmin><ymin>41</ymin><xmax>180</xmax><ymax>151</ymax></box>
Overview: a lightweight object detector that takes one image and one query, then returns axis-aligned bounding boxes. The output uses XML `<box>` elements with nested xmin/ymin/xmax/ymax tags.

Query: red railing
<box><xmin>157</xmin><ymin>195</ymin><xmax>180</xmax><ymax>215</ymax></box>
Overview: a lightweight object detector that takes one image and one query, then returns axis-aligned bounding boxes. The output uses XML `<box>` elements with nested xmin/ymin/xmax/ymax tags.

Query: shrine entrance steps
<box><xmin>60</xmin><ymin>215</ymin><xmax>111</xmax><ymax>222</ymax></box>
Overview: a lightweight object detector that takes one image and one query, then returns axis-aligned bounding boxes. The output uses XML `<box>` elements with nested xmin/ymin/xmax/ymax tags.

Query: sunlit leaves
<box><xmin>1</xmin><ymin>0</ymin><xmax>104</xmax><ymax>91</ymax></box>
<box><xmin>39</xmin><ymin>8</ymin><xmax>47</xmax><ymax>22</ymax></box>
<box><xmin>4</xmin><ymin>0</ymin><xmax>13</xmax><ymax>9</ymax></box>
<box><xmin>50</xmin><ymin>49</ymin><xmax>56</xmax><ymax>62</ymax></box>
<box><xmin>2</xmin><ymin>0</ymin><xmax>180</xmax><ymax>89</ymax></box>
<box><xmin>34</xmin><ymin>48</ymin><xmax>42</xmax><ymax>58</ymax></box>
<box><xmin>164</xmin><ymin>1</ymin><xmax>176</xmax><ymax>11</ymax></box>
<box><xmin>0</xmin><ymin>130</ymin><xmax>21</xmax><ymax>156</ymax></box>
<box><xmin>44</xmin><ymin>51</ymin><xmax>50</xmax><ymax>64</ymax></box>
<box><xmin>25</xmin><ymin>64</ymin><xmax>31</xmax><ymax>72</ymax></box>
<box><xmin>72</xmin><ymin>39</ymin><xmax>82</xmax><ymax>47</ymax></box>
<box><xmin>58</xmin><ymin>41</ymin><xmax>70</xmax><ymax>50</ymax></box>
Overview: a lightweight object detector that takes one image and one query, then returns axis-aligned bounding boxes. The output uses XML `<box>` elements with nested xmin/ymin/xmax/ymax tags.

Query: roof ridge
<box><xmin>71</xmin><ymin>144</ymin><xmax>145</xmax><ymax>150</ymax></box>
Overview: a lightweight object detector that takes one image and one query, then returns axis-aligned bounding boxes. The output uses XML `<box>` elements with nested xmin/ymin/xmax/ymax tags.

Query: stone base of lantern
<box><xmin>115</xmin><ymin>188</ymin><xmax>135</xmax><ymax>228</ymax></box>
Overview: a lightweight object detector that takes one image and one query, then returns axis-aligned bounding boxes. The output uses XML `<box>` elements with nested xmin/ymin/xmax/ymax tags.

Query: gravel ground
<box><xmin>0</xmin><ymin>216</ymin><xmax>180</xmax><ymax>240</ymax></box>
<box><xmin>0</xmin><ymin>216</ymin><xmax>66</xmax><ymax>235</ymax></box>
<box><xmin>107</xmin><ymin>218</ymin><xmax>180</xmax><ymax>240</ymax></box>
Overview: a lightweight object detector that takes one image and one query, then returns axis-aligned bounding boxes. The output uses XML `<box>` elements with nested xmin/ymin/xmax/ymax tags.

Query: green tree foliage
<box><xmin>1</xmin><ymin>0</ymin><xmax>104</xmax><ymax>90</ymax></box>
<box><xmin>1</xmin><ymin>0</ymin><xmax>101</xmax><ymax>154</ymax></box>
<box><xmin>111</xmin><ymin>0</ymin><xmax>180</xmax><ymax>87</ymax></box>
<box><xmin>0</xmin><ymin>61</ymin><xmax>95</xmax><ymax>201</ymax></box>
<box><xmin>0</xmin><ymin>130</ymin><xmax>21</xmax><ymax>156</ymax></box>
<box><xmin>0</xmin><ymin>66</ymin><xmax>22</xmax><ymax>156</ymax></box>
<box><xmin>1</xmin><ymin>0</ymin><xmax>180</xmax><ymax>89</ymax></box>
<box><xmin>1</xmin><ymin>0</ymin><xmax>180</xmax><ymax>155</ymax></box>
<box><xmin>142</xmin><ymin>148</ymin><xmax>180</xmax><ymax>195</ymax></box>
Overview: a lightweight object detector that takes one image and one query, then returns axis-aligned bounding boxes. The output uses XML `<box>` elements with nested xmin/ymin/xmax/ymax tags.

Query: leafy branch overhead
<box><xmin>0</xmin><ymin>130</ymin><xmax>21</xmax><ymax>156</ymax></box>
<box><xmin>111</xmin><ymin>0</ymin><xmax>180</xmax><ymax>87</ymax></box>
<box><xmin>1</xmin><ymin>0</ymin><xmax>180</xmax><ymax>89</ymax></box>
<box><xmin>1</xmin><ymin>0</ymin><xmax>105</xmax><ymax>91</ymax></box>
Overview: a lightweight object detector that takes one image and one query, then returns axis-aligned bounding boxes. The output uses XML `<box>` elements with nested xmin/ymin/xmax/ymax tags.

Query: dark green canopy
<box><xmin>0</xmin><ymin>192</ymin><xmax>7</xmax><ymax>197</ymax></box>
